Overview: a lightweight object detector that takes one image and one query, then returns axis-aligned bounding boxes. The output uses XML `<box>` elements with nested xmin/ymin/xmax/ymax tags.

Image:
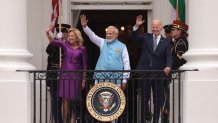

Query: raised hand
<box><xmin>45</xmin><ymin>23</ymin><xmax>55</xmax><ymax>42</ymax></box>
<box><xmin>46</xmin><ymin>23</ymin><xmax>54</xmax><ymax>33</ymax></box>
<box><xmin>135</xmin><ymin>15</ymin><xmax>145</xmax><ymax>27</ymax></box>
<box><xmin>80</xmin><ymin>14</ymin><xmax>88</xmax><ymax>28</ymax></box>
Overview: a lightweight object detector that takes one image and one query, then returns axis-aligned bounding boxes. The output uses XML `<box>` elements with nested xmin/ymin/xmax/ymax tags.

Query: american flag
<box><xmin>51</xmin><ymin>0</ymin><xmax>60</xmax><ymax>32</ymax></box>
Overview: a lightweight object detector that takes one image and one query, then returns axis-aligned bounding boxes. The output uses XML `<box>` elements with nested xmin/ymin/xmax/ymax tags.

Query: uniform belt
<box><xmin>51</xmin><ymin>64</ymin><xmax>59</xmax><ymax>68</ymax></box>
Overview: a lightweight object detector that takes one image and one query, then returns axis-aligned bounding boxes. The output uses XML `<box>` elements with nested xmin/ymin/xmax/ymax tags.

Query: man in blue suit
<box><xmin>132</xmin><ymin>15</ymin><xmax>172</xmax><ymax>123</ymax></box>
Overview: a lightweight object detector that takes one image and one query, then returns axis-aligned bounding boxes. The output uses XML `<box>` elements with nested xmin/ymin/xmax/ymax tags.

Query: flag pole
<box><xmin>176</xmin><ymin>0</ymin><xmax>179</xmax><ymax>20</ymax></box>
<box><xmin>58</xmin><ymin>0</ymin><xmax>62</xmax><ymax>68</ymax></box>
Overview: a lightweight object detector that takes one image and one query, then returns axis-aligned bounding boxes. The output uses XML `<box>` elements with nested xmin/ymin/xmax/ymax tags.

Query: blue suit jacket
<box><xmin>132</xmin><ymin>31</ymin><xmax>172</xmax><ymax>70</ymax></box>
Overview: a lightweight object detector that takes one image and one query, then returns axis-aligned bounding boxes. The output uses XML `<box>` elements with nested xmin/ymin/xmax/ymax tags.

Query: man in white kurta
<box><xmin>80</xmin><ymin>15</ymin><xmax>130</xmax><ymax>91</ymax></box>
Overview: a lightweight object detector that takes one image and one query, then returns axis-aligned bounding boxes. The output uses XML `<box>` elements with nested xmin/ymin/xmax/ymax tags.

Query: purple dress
<box><xmin>51</xmin><ymin>40</ymin><xmax>87</xmax><ymax>100</ymax></box>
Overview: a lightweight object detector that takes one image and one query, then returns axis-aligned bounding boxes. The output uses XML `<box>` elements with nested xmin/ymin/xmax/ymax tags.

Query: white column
<box><xmin>182</xmin><ymin>0</ymin><xmax>218</xmax><ymax>70</ymax></box>
<box><xmin>0</xmin><ymin>0</ymin><xmax>35</xmax><ymax>71</ymax></box>
<box><xmin>0</xmin><ymin>0</ymin><xmax>35</xmax><ymax>123</ymax></box>
<box><xmin>181</xmin><ymin>0</ymin><xmax>218</xmax><ymax>123</ymax></box>
<box><xmin>62</xmin><ymin>0</ymin><xmax>71</xmax><ymax>24</ymax></box>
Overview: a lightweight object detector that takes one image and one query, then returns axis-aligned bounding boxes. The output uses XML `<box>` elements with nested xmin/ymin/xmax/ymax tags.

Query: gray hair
<box><xmin>107</xmin><ymin>26</ymin><xmax>119</xmax><ymax>35</ymax></box>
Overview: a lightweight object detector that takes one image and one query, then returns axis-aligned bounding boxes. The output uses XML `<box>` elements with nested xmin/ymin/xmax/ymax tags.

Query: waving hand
<box><xmin>80</xmin><ymin>14</ymin><xmax>88</xmax><ymax>28</ymax></box>
<box><xmin>135</xmin><ymin>15</ymin><xmax>145</xmax><ymax>27</ymax></box>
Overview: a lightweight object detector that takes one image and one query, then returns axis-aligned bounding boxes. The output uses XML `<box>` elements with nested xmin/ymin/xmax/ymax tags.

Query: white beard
<box><xmin>106</xmin><ymin>38</ymin><xmax>115</xmax><ymax>43</ymax></box>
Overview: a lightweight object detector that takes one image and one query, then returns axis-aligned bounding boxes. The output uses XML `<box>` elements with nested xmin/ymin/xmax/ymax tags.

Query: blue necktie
<box><xmin>153</xmin><ymin>36</ymin><xmax>157</xmax><ymax>52</ymax></box>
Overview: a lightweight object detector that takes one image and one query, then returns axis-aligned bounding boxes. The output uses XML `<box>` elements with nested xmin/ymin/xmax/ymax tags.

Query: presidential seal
<box><xmin>86</xmin><ymin>82</ymin><xmax>126</xmax><ymax>122</ymax></box>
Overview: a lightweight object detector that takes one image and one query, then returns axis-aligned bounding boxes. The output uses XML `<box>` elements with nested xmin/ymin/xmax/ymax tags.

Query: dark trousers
<box><xmin>50</xmin><ymin>82</ymin><xmax>63</xmax><ymax>123</ymax></box>
<box><xmin>127</xmin><ymin>80</ymin><xmax>138</xmax><ymax>123</ymax></box>
<box><xmin>161</xmin><ymin>78</ymin><xmax>171</xmax><ymax>123</ymax></box>
<box><xmin>140</xmin><ymin>74</ymin><xmax>165</xmax><ymax>123</ymax></box>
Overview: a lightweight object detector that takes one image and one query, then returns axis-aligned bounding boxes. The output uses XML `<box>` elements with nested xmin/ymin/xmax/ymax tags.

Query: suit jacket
<box><xmin>132</xmin><ymin>31</ymin><xmax>172</xmax><ymax>70</ymax></box>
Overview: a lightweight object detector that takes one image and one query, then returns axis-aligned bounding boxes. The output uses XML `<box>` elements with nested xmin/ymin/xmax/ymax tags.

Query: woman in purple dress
<box><xmin>48</xmin><ymin>27</ymin><xmax>87</xmax><ymax>123</ymax></box>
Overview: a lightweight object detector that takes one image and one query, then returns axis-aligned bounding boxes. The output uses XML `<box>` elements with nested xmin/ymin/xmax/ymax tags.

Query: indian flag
<box><xmin>169</xmin><ymin>0</ymin><xmax>186</xmax><ymax>23</ymax></box>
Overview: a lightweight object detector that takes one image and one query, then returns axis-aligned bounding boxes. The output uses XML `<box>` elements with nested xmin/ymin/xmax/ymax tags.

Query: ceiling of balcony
<box><xmin>80</xmin><ymin>10</ymin><xmax>147</xmax><ymax>28</ymax></box>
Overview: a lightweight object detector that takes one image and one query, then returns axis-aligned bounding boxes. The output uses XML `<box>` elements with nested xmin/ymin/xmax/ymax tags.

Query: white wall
<box><xmin>27</xmin><ymin>0</ymin><xmax>50</xmax><ymax>70</ymax></box>
<box><xmin>27</xmin><ymin>0</ymin><xmax>72</xmax><ymax>70</ymax></box>
<box><xmin>153</xmin><ymin>0</ymin><xmax>173</xmax><ymax>28</ymax></box>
